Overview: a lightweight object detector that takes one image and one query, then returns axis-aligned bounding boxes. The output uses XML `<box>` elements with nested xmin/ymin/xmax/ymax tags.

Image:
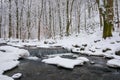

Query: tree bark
<box><xmin>9</xmin><ymin>0</ymin><xmax>12</xmax><ymax>38</ymax></box>
<box><xmin>66</xmin><ymin>0</ymin><xmax>75</xmax><ymax>36</ymax></box>
<box><xmin>15</xmin><ymin>0</ymin><xmax>19</xmax><ymax>38</ymax></box>
<box><xmin>0</xmin><ymin>16</ymin><xmax>1</xmax><ymax>38</ymax></box>
<box><xmin>38</xmin><ymin>0</ymin><xmax>43</xmax><ymax>41</ymax></box>
<box><xmin>102</xmin><ymin>0</ymin><xmax>113</xmax><ymax>39</ymax></box>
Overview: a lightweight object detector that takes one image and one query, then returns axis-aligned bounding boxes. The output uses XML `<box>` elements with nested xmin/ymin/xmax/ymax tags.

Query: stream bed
<box><xmin>4</xmin><ymin>47</ymin><xmax>120</xmax><ymax>80</ymax></box>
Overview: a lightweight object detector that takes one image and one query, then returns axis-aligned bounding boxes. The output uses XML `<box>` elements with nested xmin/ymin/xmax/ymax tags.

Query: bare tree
<box><xmin>8</xmin><ymin>0</ymin><xmax>12</xmax><ymax>38</ymax></box>
<box><xmin>0</xmin><ymin>0</ymin><xmax>2</xmax><ymax>38</ymax></box>
<box><xmin>115</xmin><ymin>0</ymin><xmax>119</xmax><ymax>28</ymax></box>
<box><xmin>19</xmin><ymin>0</ymin><xmax>25</xmax><ymax>39</ymax></box>
<box><xmin>66</xmin><ymin>0</ymin><xmax>75</xmax><ymax>36</ymax></box>
<box><xmin>96</xmin><ymin>0</ymin><xmax>103</xmax><ymax>28</ymax></box>
<box><xmin>38</xmin><ymin>0</ymin><xmax>43</xmax><ymax>40</ymax></box>
<box><xmin>56</xmin><ymin>0</ymin><xmax>62</xmax><ymax>37</ymax></box>
<box><xmin>48</xmin><ymin>0</ymin><xmax>52</xmax><ymax>38</ymax></box>
<box><xmin>15</xmin><ymin>0</ymin><xmax>19</xmax><ymax>38</ymax></box>
<box><xmin>26</xmin><ymin>0</ymin><xmax>32</xmax><ymax>39</ymax></box>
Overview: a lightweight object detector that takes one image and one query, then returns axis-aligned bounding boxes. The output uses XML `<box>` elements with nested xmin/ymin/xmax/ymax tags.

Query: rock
<box><xmin>77</xmin><ymin>57</ymin><xmax>89</xmax><ymax>62</ymax></box>
<box><xmin>116</xmin><ymin>41</ymin><xmax>120</xmax><ymax>43</ymax></box>
<box><xmin>72</xmin><ymin>44</ymin><xmax>80</xmax><ymax>48</ymax></box>
<box><xmin>115</xmin><ymin>51</ymin><xmax>120</xmax><ymax>56</ymax></box>
<box><xmin>0</xmin><ymin>50</ymin><xmax>6</xmax><ymax>52</ymax></box>
<box><xmin>44</xmin><ymin>40</ymin><xmax>56</xmax><ymax>44</ymax></box>
<box><xmin>90</xmin><ymin>61</ymin><xmax>95</xmax><ymax>64</ymax></box>
<box><xmin>102</xmin><ymin>48</ymin><xmax>111</xmax><ymax>53</ymax></box>
<box><xmin>94</xmin><ymin>40</ymin><xmax>101</xmax><ymax>43</ymax></box>
<box><xmin>80</xmin><ymin>48</ymin><xmax>85</xmax><ymax>51</ymax></box>
<box><xmin>89</xmin><ymin>49</ymin><xmax>95</xmax><ymax>53</ymax></box>
<box><xmin>82</xmin><ymin>44</ymin><xmax>87</xmax><ymax>47</ymax></box>
<box><xmin>12</xmin><ymin>73</ymin><xmax>22</xmax><ymax>79</ymax></box>
<box><xmin>110</xmin><ymin>42</ymin><xmax>115</xmax><ymax>44</ymax></box>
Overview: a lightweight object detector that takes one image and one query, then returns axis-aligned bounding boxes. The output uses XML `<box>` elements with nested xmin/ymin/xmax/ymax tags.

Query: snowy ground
<box><xmin>4</xmin><ymin>28</ymin><xmax>120</xmax><ymax>67</ymax></box>
<box><xmin>0</xmin><ymin>28</ymin><xmax>120</xmax><ymax>79</ymax></box>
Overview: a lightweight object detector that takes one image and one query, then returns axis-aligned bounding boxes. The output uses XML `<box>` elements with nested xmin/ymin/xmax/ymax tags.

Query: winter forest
<box><xmin>0</xmin><ymin>0</ymin><xmax>120</xmax><ymax>80</ymax></box>
<box><xmin>0</xmin><ymin>0</ymin><xmax>119</xmax><ymax>40</ymax></box>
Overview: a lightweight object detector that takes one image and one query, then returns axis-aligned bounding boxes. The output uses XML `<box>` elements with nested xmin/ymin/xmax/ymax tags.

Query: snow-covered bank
<box><xmin>45</xmin><ymin>31</ymin><xmax>119</xmax><ymax>68</ymax></box>
<box><xmin>0</xmin><ymin>46</ymin><xmax>30</xmax><ymax>80</ymax></box>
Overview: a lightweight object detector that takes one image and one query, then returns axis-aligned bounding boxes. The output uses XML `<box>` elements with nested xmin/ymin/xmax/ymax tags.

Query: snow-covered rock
<box><xmin>77</xmin><ymin>57</ymin><xmax>89</xmax><ymax>62</ymax></box>
<box><xmin>107</xmin><ymin>59</ymin><xmax>120</xmax><ymax>68</ymax></box>
<box><xmin>44</xmin><ymin>39</ymin><xmax>56</xmax><ymax>44</ymax></box>
<box><xmin>12</xmin><ymin>73</ymin><xmax>22</xmax><ymax>79</ymax></box>
<box><xmin>0</xmin><ymin>39</ymin><xmax>6</xmax><ymax>44</ymax></box>
<box><xmin>42</xmin><ymin>56</ymin><xmax>86</xmax><ymax>69</ymax></box>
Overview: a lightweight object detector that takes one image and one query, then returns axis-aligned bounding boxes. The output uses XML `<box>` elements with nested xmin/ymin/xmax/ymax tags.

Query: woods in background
<box><xmin>0</xmin><ymin>0</ymin><xmax>119</xmax><ymax>40</ymax></box>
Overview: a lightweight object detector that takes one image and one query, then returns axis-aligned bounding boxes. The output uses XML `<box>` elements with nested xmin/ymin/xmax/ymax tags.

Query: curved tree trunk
<box><xmin>97</xmin><ymin>0</ymin><xmax>113</xmax><ymax>39</ymax></box>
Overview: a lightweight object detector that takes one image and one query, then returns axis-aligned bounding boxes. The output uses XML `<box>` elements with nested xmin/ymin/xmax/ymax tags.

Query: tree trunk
<box><xmin>9</xmin><ymin>0</ymin><xmax>12</xmax><ymax>38</ymax></box>
<box><xmin>115</xmin><ymin>0</ymin><xmax>119</xmax><ymax>28</ymax></box>
<box><xmin>66</xmin><ymin>0</ymin><xmax>75</xmax><ymax>36</ymax></box>
<box><xmin>96</xmin><ymin>0</ymin><xmax>103</xmax><ymax>28</ymax></box>
<box><xmin>19</xmin><ymin>0</ymin><xmax>25</xmax><ymax>39</ymax></box>
<box><xmin>15</xmin><ymin>0</ymin><xmax>19</xmax><ymax>38</ymax></box>
<box><xmin>57</xmin><ymin>0</ymin><xmax>62</xmax><ymax>37</ymax></box>
<box><xmin>38</xmin><ymin>0</ymin><xmax>43</xmax><ymax>41</ymax></box>
<box><xmin>0</xmin><ymin>16</ymin><xmax>1</xmax><ymax>38</ymax></box>
<box><xmin>102</xmin><ymin>0</ymin><xmax>113</xmax><ymax>39</ymax></box>
<box><xmin>48</xmin><ymin>0</ymin><xmax>52</xmax><ymax>38</ymax></box>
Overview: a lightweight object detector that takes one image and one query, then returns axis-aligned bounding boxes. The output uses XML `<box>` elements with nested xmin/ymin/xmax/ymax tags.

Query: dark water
<box><xmin>4</xmin><ymin>47</ymin><xmax>120</xmax><ymax>80</ymax></box>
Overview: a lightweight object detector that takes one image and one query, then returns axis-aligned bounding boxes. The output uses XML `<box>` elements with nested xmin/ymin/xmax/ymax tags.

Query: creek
<box><xmin>5</xmin><ymin>47</ymin><xmax>120</xmax><ymax>80</ymax></box>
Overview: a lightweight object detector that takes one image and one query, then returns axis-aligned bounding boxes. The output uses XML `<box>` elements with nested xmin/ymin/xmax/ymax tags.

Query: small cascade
<box><xmin>26</xmin><ymin>47</ymin><xmax>70</xmax><ymax>58</ymax></box>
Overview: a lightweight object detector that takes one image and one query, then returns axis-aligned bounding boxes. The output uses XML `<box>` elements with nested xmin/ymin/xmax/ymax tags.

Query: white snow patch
<box><xmin>42</xmin><ymin>56</ymin><xmax>86</xmax><ymax>69</ymax></box>
<box><xmin>107</xmin><ymin>59</ymin><xmax>120</xmax><ymax>68</ymax></box>
<box><xmin>0</xmin><ymin>75</ymin><xmax>13</xmax><ymax>80</ymax></box>
<box><xmin>0</xmin><ymin>46</ymin><xmax>30</xmax><ymax>58</ymax></box>
<box><xmin>77</xmin><ymin>57</ymin><xmax>89</xmax><ymax>62</ymax></box>
<box><xmin>0</xmin><ymin>39</ymin><xmax>6</xmax><ymax>44</ymax></box>
<box><xmin>0</xmin><ymin>61</ymin><xmax>19</xmax><ymax>74</ymax></box>
<box><xmin>12</xmin><ymin>73</ymin><xmax>22</xmax><ymax>79</ymax></box>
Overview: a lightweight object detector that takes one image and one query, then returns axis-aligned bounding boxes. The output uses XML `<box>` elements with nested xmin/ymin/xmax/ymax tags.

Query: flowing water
<box><xmin>5</xmin><ymin>47</ymin><xmax>120</xmax><ymax>80</ymax></box>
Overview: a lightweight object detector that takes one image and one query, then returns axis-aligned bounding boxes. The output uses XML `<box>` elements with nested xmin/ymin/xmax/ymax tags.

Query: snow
<box><xmin>40</xmin><ymin>29</ymin><xmax>120</xmax><ymax>68</ymax></box>
<box><xmin>0</xmin><ymin>46</ymin><xmax>30</xmax><ymax>58</ymax></box>
<box><xmin>0</xmin><ymin>61</ymin><xmax>19</xmax><ymax>74</ymax></box>
<box><xmin>0</xmin><ymin>29</ymin><xmax>120</xmax><ymax>76</ymax></box>
<box><xmin>6</xmin><ymin>29</ymin><xmax>120</xmax><ymax>58</ymax></box>
<box><xmin>42</xmin><ymin>56</ymin><xmax>88</xmax><ymax>69</ymax></box>
<box><xmin>0</xmin><ymin>75</ymin><xmax>13</xmax><ymax>80</ymax></box>
<box><xmin>12</xmin><ymin>73</ymin><xmax>22</xmax><ymax>79</ymax></box>
<box><xmin>26</xmin><ymin>56</ymin><xmax>39</xmax><ymax>60</ymax></box>
<box><xmin>0</xmin><ymin>39</ymin><xmax>6</xmax><ymax>44</ymax></box>
<box><xmin>46</xmin><ymin>53</ymin><xmax>78</xmax><ymax>58</ymax></box>
<box><xmin>107</xmin><ymin>59</ymin><xmax>120</xmax><ymax>68</ymax></box>
<box><xmin>77</xmin><ymin>57</ymin><xmax>89</xmax><ymax>62</ymax></box>
<box><xmin>0</xmin><ymin>46</ymin><xmax>30</xmax><ymax>80</ymax></box>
